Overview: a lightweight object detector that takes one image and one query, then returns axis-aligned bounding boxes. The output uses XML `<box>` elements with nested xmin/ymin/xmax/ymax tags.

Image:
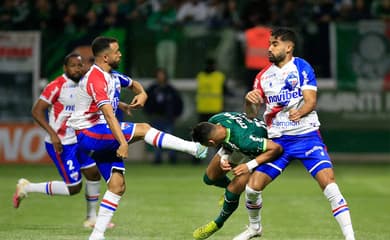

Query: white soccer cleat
<box><xmin>13</xmin><ymin>178</ymin><xmax>30</xmax><ymax>208</ymax></box>
<box><xmin>83</xmin><ymin>218</ymin><xmax>115</xmax><ymax>229</ymax></box>
<box><xmin>233</xmin><ymin>225</ymin><xmax>262</xmax><ymax>240</ymax></box>
<box><xmin>195</xmin><ymin>143</ymin><xmax>208</xmax><ymax>159</ymax></box>
<box><xmin>88</xmin><ymin>233</ymin><xmax>105</xmax><ymax>240</ymax></box>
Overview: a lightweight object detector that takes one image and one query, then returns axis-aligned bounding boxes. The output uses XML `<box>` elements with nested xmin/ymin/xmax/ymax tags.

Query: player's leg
<box><xmin>89</xmin><ymin>161</ymin><xmax>125</xmax><ymax>240</ymax></box>
<box><xmin>300</xmin><ymin>132</ymin><xmax>355</xmax><ymax>240</ymax></box>
<box><xmin>13</xmin><ymin>143</ymin><xmax>82</xmax><ymax>208</ymax></box>
<box><xmin>203</xmin><ymin>149</ymin><xmax>231</xmax><ymax>188</ymax></box>
<box><xmin>315</xmin><ymin>168</ymin><xmax>355</xmax><ymax>240</ymax></box>
<box><xmin>133</xmin><ymin>123</ymin><xmax>208</xmax><ymax>159</ymax></box>
<box><xmin>233</xmin><ymin>155</ymin><xmax>289</xmax><ymax>240</ymax></box>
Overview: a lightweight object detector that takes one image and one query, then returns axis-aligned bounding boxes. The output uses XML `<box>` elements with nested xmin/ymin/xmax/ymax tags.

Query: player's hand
<box><xmin>129</xmin><ymin>92</ymin><xmax>147</xmax><ymax>109</ymax></box>
<box><xmin>245</xmin><ymin>90</ymin><xmax>264</xmax><ymax>105</ymax></box>
<box><xmin>232</xmin><ymin>163</ymin><xmax>250</xmax><ymax>176</ymax></box>
<box><xmin>50</xmin><ymin>134</ymin><xmax>63</xmax><ymax>153</ymax></box>
<box><xmin>219</xmin><ymin>155</ymin><xmax>232</xmax><ymax>171</ymax></box>
<box><xmin>122</xmin><ymin>104</ymin><xmax>133</xmax><ymax>116</ymax></box>
<box><xmin>116</xmin><ymin>143</ymin><xmax>128</xmax><ymax>160</ymax></box>
<box><xmin>289</xmin><ymin>109</ymin><xmax>302</xmax><ymax>122</ymax></box>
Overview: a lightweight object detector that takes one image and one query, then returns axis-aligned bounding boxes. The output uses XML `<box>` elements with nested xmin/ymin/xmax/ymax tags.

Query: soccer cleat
<box><xmin>83</xmin><ymin>219</ymin><xmax>115</xmax><ymax>229</ymax></box>
<box><xmin>232</xmin><ymin>225</ymin><xmax>262</xmax><ymax>240</ymax></box>
<box><xmin>88</xmin><ymin>232</ymin><xmax>105</xmax><ymax>240</ymax></box>
<box><xmin>13</xmin><ymin>178</ymin><xmax>30</xmax><ymax>208</ymax></box>
<box><xmin>193</xmin><ymin>221</ymin><xmax>219</xmax><ymax>240</ymax></box>
<box><xmin>195</xmin><ymin>143</ymin><xmax>208</xmax><ymax>159</ymax></box>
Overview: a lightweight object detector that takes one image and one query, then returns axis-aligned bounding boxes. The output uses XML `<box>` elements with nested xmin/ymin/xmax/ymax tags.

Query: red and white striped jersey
<box><xmin>253</xmin><ymin>57</ymin><xmax>320</xmax><ymax>138</ymax></box>
<box><xmin>67</xmin><ymin>65</ymin><xmax>132</xmax><ymax>130</ymax></box>
<box><xmin>40</xmin><ymin>74</ymin><xmax>78</xmax><ymax>144</ymax></box>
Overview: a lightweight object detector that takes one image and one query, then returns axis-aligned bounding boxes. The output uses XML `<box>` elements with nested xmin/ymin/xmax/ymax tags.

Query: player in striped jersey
<box><xmin>191</xmin><ymin>112</ymin><xmax>282</xmax><ymax>239</ymax></box>
<box><xmin>235</xmin><ymin>27</ymin><xmax>355</xmax><ymax>240</ymax></box>
<box><xmin>67</xmin><ymin>36</ymin><xmax>207</xmax><ymax>240</ymax></box>
<box><xmin>13</xmin><ymin>53</ymin><xmax>115</xmax><ymax>229</ymax></box>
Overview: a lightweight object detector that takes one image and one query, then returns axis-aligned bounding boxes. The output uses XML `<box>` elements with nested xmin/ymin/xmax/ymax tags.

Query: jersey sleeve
<box><xmin>296</xmin><ymin>58</ymin><xmax>317</xmax><ymax>91</ymax></box>
<box><xmin>86</xmin><ymin>71</ymin><xmax>110</xmax><ymax>109</ymax></box>
<box><xmin>40</xmin><ymin>78</ymin><xmax>62</xmax><ymax>104</ymax></box>
<box><xmin>112</xmin><ymin>70</ymin><xmax>133</xmax><ymax>88</ymax></box>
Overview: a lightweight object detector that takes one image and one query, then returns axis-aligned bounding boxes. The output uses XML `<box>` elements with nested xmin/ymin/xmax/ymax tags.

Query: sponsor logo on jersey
<box><xmin>267</xmin><ymin>72</ymin><xmax>302</xmax><ymax>106</ymax></box>
<box><xmin>268</xmin><ymin>88</ymin><xmax>302</xmax><ymax>105</ymax></box>
<box><xmin>65</xmin><ymin>105</ymin><xmax>75</xmax><ymax>111</ymax></box>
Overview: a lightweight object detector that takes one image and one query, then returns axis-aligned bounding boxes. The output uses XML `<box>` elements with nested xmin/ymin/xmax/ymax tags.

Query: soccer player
<box><xmin>13</xmin><ymin>53</ymin><xmax>114</xmax><ymax>229</ymax></box>
<box><xmin>234</xmin><ymin>27</ymin><xmax>355</xmax><ymax>240</ymax></box>
<box><xmin>67</xmin><ymin>36</ymin><xmax>207</xmax><ymax>240</ymax></box>
<box><xmin>191</xmin><ymin>112</ymin><xmax>282</xmax><ymax>240</ymax></box>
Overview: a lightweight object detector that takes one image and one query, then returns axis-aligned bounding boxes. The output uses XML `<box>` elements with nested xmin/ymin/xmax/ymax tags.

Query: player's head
<box><xmin>91</xmin><ymin>36</ymin><xmax>121</xmax><ymax>69</ymax></box>
<box><xmin>191</xmin><ymin>122</ymin><xmax>225</xmax><ymax>147</ymax></box>
<box><xmin>63</xmin><ymin>53</ymin><xmax>83</xmax><ymax>82</ymax></box>
<box><xmin>268</xmin><ymin>27</ymin><xmax>296</xmax><ymax>65</ymax></box>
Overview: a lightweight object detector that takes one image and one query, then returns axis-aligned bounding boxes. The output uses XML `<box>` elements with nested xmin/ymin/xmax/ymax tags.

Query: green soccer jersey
<box><xmin>209</xmin><ymin>112</ymin><xmax>268</xmax><ymax>158</ymax></box>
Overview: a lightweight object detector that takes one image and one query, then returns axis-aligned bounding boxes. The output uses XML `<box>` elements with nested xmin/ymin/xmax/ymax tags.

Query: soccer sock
<box><xmin>245</xmin><ymin>185</ymin><xmax>262</xmax><ymax>230</ymax></box>
<box><xmin>323</xmin><ymin>183</ymin><xmax>355</xmax><ymax>238</ymax></box>
<box><xmin>214</xmin><ymin>190</ymin><xmax>240</xmax><ymax>228</ymax></box>
<box><xmin>92</xmin><ymin>190</ymin><xmax>121</xmax><ymax>237</ymax></box>
<box><xmin>85</xmin><ymin>180</ymin><xmax>100</xmax><ymax>220</ymax></box>
<box><xmin>25</xmin><ymin>181</ymin><xmax>70</xmax><ymax>195</ymax></box>
<box><xmin>203</xmin><ymin>173</ymin><xmax>231</xmax><ymax>188</ymax></box>
<box><xmin>144</xmin><ymin>127</ymin><xmax>197</xmax><ymax>156</ymax></box>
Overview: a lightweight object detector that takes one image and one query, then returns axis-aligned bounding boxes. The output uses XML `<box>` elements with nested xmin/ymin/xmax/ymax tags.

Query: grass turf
<box><xmin>0</xmin><ymin>161</ymin><xmax>389</xmax><ymax>240</ymax></box>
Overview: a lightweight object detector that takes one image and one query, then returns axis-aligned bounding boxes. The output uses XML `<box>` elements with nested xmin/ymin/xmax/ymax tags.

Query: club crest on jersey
<box><xmin>284</xmin><ymin>72</ymin><xmax>298</xmax><ymax>90</ymax></box>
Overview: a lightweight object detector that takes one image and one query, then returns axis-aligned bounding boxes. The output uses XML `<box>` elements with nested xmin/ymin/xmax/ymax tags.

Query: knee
<box><xmin>245</xmin><ymin>185</ymin><xmax>261</xmax><ymax>202</ymax></box>
<box><xmin>203</xmin><ymin>173</ymin><xmax>214</xmax><ymax>186</ymax></box>
<box><xmin>138</xmin><ymin>123</ymin><xmax>151</xmax><ymax>132</ymax></box>
<box><xmin>83</xmin><ymin>167</ymin><xmax>101</xmax><ymax>181</ymax></box>
<box><xmin>107</xmin><ymin>171</ymin><xmax>126</xmax><ymax>196</ymax></box>
<box><xmin>68</xmin><ymin>183</ymin><xmax>82</xmax><ymax>195</ymax></box>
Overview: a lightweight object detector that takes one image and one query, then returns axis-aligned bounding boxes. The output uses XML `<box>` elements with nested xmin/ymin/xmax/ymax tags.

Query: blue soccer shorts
<box><xmin>45</xmin><ymin>142</ymin><xmax>82</xmax><ymax>186</ymax></box>
<box><xmin>255</xmin><ymin>130</ymin><xmax>333</xmax><ymax>180</ymax></box>
<box><xmin>75</xmin><ymin>122</ymin><xmax>136</xmax><ymax>182</ymax></box>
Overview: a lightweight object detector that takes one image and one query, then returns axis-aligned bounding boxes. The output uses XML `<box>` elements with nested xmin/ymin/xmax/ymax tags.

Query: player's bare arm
<box><xmin>31</xmin><ymin>99</ymin><xmax>63</xmax><ymax>153</ymax></box>
<box><xmin>232</xmin><ymin>140</ymin><xmax>283</xmax><ymax>176</ymax></box>
<box><xmin>289</xmin><ymin>89</ymin><xmax>317</xmax><ymax>122</ymax></box>
<box><xmin>128</xmin><ymin>80</ymin><xmax>148</xmax><ymax>109</ymax></box>
<box><xmin>100</xmin><ymin>104</ymin><xmax>128</xmax><ymax>159</ymax></box>
<box><xmin>245</xmin><ymin>90</ymin><xmax>263</xmax><ymax>118</ymax></box>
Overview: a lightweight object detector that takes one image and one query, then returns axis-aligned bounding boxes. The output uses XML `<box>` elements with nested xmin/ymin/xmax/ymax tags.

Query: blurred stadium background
<box><xmin>0</xmin><ymin>1</ymin><xmax>389</xmax><ymax>239</ymax></box>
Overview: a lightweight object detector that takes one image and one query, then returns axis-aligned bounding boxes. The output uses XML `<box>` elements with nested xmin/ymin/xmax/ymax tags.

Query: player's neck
<box><xmin>95</xmin><ymin>61</ymin><xmax>111</xmax><ymax>73</ymax></box>
<box><xmin>276</xmin><ymin>55</ymin><xmax>293</xmax><ymax>68</ymax></box>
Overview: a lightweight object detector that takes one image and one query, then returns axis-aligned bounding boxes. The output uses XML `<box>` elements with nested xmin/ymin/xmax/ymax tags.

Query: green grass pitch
<box><xmin>0</xmin><ymin>161</ymin><xmax>389</xmax><ymax>240</ymax></box>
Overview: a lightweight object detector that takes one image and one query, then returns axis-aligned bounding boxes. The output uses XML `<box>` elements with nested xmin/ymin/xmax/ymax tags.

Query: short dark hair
<box><xmin>63</xmin><ymin>52</ymin><xmax>81</xmax><ymax>65</ymax></box>
<box><xmin>271</xmin><ymin>27</ymin><xmax>297</xmax><ymax>45</ymax></box>
<box><xmin>191</xmin><ymin>122</ymin><xmax>215</xmax><ymax>145</ymax></box>
<box><xmin>91</xmin><ymin>36</ymin><xmax>118</xmax><ymax>56</ymax></box>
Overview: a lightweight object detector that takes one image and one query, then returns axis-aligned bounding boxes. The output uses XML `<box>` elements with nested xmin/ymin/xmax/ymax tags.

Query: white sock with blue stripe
<box><xmin>25</xmin><ymin>181</ymin><xmax>70</xmax><ymax>195</ymax></box>
<box><xmin>91</xmin><ymin>190</ymin><xmax>121</xmax><ymax>239</ymax></box>
<box><xmin>144</xmin><ymin>127</ymin><xmax>197</xmax><ymax>155</ymax></box>
<box><xmin>85</xmin><ymin>180</ymin><xmax>100</xmax><ymax>220</ymax></box>
<box><xmin>245</xmin><ymin>185</ymin><xmax>262</xmax><ymax>230</ymax></box>
<box><xmin>323</xmin><ymin>183</ymin><xmax>355</xmax><ymax>239</ymax></box>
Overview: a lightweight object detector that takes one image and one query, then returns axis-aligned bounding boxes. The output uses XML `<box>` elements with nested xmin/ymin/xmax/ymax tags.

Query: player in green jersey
<box><xmin>191</xmin><ymin>112</ymin><xmax>283</xmax><ymax>239</ymax></box>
